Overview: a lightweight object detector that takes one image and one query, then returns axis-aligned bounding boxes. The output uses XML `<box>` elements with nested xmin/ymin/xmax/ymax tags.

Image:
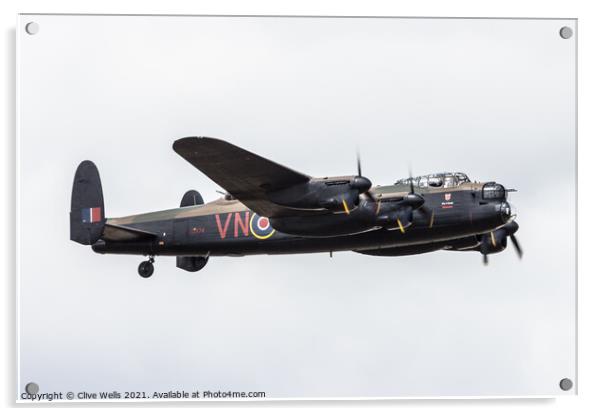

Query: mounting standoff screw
<box><xmin>559</xmin><ymin>26</ymin><xmax>573</xmax><ymax>39</ymax></box>
<box><xmin>25</xmin><ymin>22</ymin><xmax>39</xmax><ymax>35</ymax></box>
<box><xmin>25</xmin><ymin>382</ymin><xmax>39</xmax><ymax>395</ymax></box>
<box><xmin>559</xmin><ymin>378</ymin><xmax>573</xmax><ymax>391</ymax></box>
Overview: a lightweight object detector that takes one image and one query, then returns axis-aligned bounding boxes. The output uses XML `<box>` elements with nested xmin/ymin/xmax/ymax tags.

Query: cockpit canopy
<box><xmin>395</xmin><ymin>172</ymin><xmax>471</xmax><ymax>189</ymax></box>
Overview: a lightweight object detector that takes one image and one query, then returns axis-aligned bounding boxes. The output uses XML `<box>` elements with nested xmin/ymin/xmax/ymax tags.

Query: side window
<box><xmin>443</xmin><ymin>176</ymin><xmax>457</xmax><ymax>188</ymax></box>
<box><xmin>427</xmin><ymin>176</ymin><xmax>443</xmax><ymax>187</ymax></box>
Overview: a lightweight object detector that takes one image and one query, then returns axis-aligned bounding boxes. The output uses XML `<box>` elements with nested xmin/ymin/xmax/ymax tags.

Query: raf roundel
<box><xmin>250</xmin><ymin>213</ymin><xmax>276</xmax><ymax>240</ymax></box>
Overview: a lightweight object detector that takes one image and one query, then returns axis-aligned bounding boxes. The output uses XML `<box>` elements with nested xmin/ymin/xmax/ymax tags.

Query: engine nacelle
<box><xmin>269</xmin><ymin>199</ymin><xmax>416</xmax><ymax>237</ymax></box>
<box><xmin>374</xmin><ymin>204</ymin><xmax>414</xmax><ymax>230</ymax></box>
<box><xmin>267</xmin><ymin>176</ymin><xmax>371</xmax><ymax>213</ymax></box>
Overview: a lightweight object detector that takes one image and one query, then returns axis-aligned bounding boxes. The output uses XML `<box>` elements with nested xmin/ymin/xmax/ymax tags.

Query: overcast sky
<box><xmin>18</xmin><ymin>15</ymin><xmax>576</xmax><ymax>399</ymax></box>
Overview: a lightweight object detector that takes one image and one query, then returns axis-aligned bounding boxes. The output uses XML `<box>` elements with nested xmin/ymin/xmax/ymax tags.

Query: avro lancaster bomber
<box><xmin>70</xmin><ymin>137</ymin><xmax>522</xmax><ymax>278</ymax></box>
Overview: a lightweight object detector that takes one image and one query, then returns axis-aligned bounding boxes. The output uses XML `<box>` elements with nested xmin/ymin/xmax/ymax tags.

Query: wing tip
<box><xmin>173</xmin><ymin>136</ymin><xmax>200</xmax><ymax>153</ymax></box>
<box><xmin>173</xmin><ymin>136</ymin><xmax>227</xmax><ymax>153</ymax></box>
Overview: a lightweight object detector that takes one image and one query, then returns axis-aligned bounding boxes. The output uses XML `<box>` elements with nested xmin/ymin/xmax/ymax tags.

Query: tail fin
<box><xmin>180</xmin><ymin>190</ymin><xmax>204</xmax><ymax>207</ymax></box>
<box><xmin>176</xmin><ymin>189</ymin><xmax>208</xmax><ymax>271</ymax></box>
<box><xmin>70</xmin><ymin>161</ymin><xmax>106</xmax><ymax>245</ymax></box>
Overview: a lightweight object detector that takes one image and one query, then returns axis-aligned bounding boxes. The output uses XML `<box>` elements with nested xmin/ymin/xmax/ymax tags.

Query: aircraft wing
<box><xmin>173</xmin><ymin>137</ymin><xmax>323</xmax><ymax>217</ymax></box>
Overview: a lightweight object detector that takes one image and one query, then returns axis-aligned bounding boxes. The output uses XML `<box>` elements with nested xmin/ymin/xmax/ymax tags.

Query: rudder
<box><xmin>70</xmin><ymin>160</ymin><xmax>105</xmax><ymax>245</ymax></box>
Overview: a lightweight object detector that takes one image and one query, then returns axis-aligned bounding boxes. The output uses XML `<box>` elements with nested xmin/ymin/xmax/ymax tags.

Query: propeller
<box><xmin>479</xmin><ymin>221</ymin><xmax>522</xmax><ymax>265</ymax></box>
<box><xmin>510</xmin><ymin>234</ymin><xmax>523</xmax><ymax>258</ymax></box>
<box><xmin>421</xmin><ymin>205</ymin><xmax>435</xmax><ymax>228</ymax></box>
<box><xmin>320</xmin><ymin>153</ymin><xmax>373</xmax><ymax>215</ymax></box>
<box><xmin>373</xmin><ymin>169</ymin><xmax>434</xmax><ymax>232</ymax></box>
<box><xmin>404</xmin><ymin>170</ymin><xmax>425</xmax><ymax>210</ymax></box>
<box><xmin>405</xmin><ymin>170</ymin><xmax>434</xmax><ymax>227</ymax></box>
<box><xmin>335</xmin><ymin>152</ymin><xmax>375</xmax><ymax>214</ymax></box>
<box><xmin>504</xmin><ymin>221</ymin><xmax>522</xmax><ymax>259</ymax></box>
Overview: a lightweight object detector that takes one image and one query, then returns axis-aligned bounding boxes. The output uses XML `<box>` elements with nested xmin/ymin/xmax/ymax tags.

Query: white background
<box><xmin>2</xmin><ymin>0</ymin><xmax>602</xmax><ymax>415</ymax></box>
<box><xmin>16</xmin><ymin>14</ymin><xmax>576</xmax><ymax>398</ymax></box>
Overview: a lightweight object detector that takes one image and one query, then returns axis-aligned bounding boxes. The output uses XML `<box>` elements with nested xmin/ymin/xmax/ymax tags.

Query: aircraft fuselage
<box><xmin>91</xmin><ymin>184</ymin><xmax>511</xmax><ymax>257</ymax></box>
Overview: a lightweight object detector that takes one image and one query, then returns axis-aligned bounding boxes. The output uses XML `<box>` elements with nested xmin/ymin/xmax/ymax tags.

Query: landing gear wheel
<box><xmin>138</xmin><ymin>260</ymin><xmax>154</xmax><ymax>278</ymax></box>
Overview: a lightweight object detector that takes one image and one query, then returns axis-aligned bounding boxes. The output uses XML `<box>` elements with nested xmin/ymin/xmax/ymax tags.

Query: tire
<box><xmin>138</xmin><ymin>261</ymin><xmax>154</xmax><ymax>278</ymax></box>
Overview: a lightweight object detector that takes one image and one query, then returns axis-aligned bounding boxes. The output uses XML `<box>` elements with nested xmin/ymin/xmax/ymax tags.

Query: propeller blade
<box><xmin>415</xmin><ymin>204</ymin><xmax>434</xmax><ymax>228</ymax></box>
<box><xmin>396</xmin><ymin>218</ymin><xmax>405</xmax><ymax>234</ymax></box>
<box><xmin>342</xmin><ymin>199</ymin><xmax>351</xmax><ymax>215</ymax></box>
<box><xmin>483</xmin><ymin>254</ymin><xmax>488</xmax><ymax>265</ymax></box>
<box><xmin>355</xmin><ymin>151</ymin><xmax>377</xmax><ymax>204</ymax></box>
<box><xmin>510</xmin><ymin>234</ymin><xmax>523</xmax><ymax>258</ymax></box>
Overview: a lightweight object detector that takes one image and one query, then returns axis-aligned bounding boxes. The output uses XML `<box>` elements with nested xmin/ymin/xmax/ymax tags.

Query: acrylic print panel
<box><xmin>17</xmin><ymin>15</ymin><xmax>576</xmax><ymax>400</ymax></box>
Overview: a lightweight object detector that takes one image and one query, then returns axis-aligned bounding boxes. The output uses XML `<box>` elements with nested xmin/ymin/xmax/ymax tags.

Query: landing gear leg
<box><xmin>138</xmin><ymin>256</ymin><xmax>155</xmax><ymax>278</ymax></box>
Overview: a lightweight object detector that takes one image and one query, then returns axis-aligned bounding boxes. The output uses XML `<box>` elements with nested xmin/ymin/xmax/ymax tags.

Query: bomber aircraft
<box><xmin>70</xmin><ymin>137</ymin><xmax>522</xmax><ymax>278</ymax></box>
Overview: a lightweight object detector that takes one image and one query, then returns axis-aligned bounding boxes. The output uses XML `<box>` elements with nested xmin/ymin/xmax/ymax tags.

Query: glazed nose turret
<box><xmin>499</xmin><ymin>201</ymin><xmax>512</xmax><ymax>223</ymax></box>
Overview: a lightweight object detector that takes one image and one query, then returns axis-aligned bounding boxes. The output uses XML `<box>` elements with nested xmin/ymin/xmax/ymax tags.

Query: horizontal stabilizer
<box><xmin>102</xmin><ymin>223</ymin><xmax>158</xmax><ymax>242</ymax></box>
